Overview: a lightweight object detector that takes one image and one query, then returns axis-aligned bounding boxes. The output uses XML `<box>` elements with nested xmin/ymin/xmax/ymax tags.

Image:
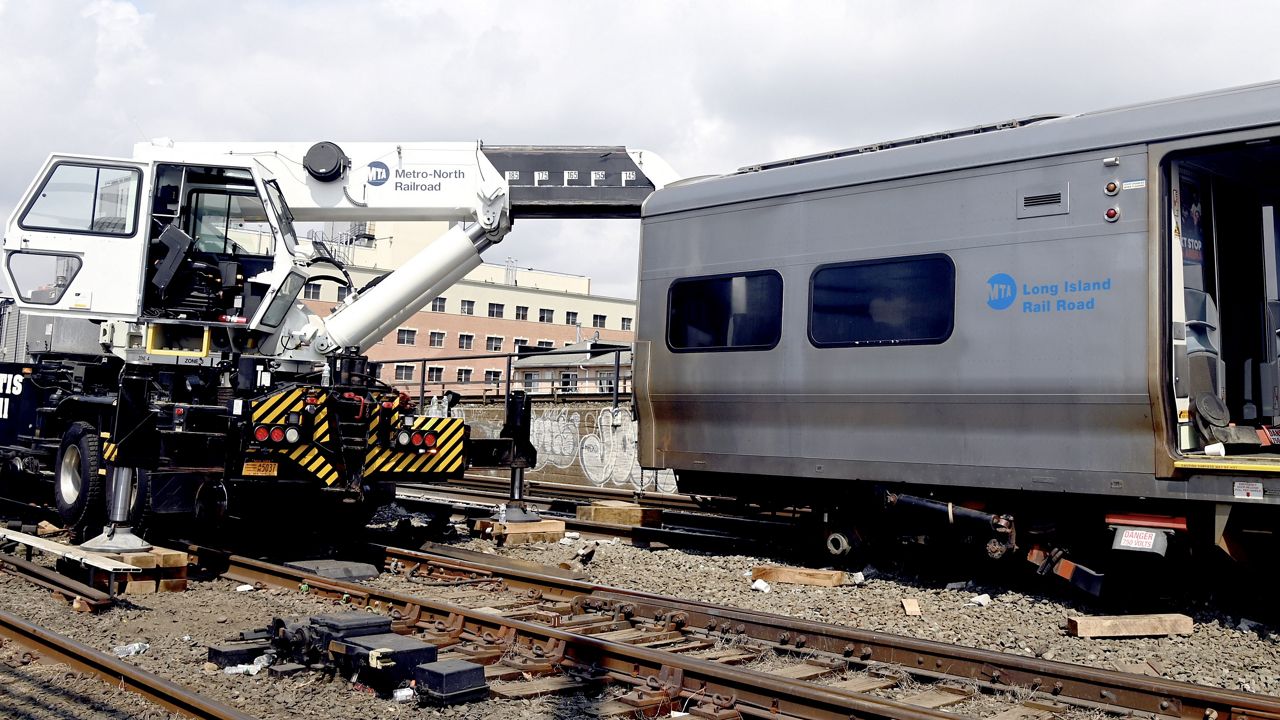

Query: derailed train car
<box><xmin>635</xmin><ymin>81</ymin><xmax>1280</xmax><ymax>589</ymax></box>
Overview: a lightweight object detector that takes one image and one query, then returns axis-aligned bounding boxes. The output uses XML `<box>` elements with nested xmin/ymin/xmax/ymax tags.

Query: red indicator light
<box><xmin>411</xmin><ymin>432</ymin><xmax>424</xmax><ymax>446</ymax></box>
<box><xmin>253</xmin><ymin>425</ymin><xmax>270</xmax><ymax>442</ymax></box>
<box><xmin>269</xmin><ymin>427</ymin><xmax>286</xmax><ymax>443</ymax></box>
<box><xmin>1105</xmin><ymin>207</ymin><xmax>1119</xmax><ymax>221</ymax></box>
<box><xmin>382</xmin><ymin>401</ymin><xmax>394</xmax><ymax>409</ymax></box>
<box><xmin>174</xmin><ymin>407</ymin><xmax>185</xmax><ymax>416</ymax></box>
<box><xmin>218</xmin><ymin>314</ymin><xmax>247</xmax><ymax>324</ymax></box>
<box><xmin>423</xmin><ymin>432</ymin><xmax>437</xmax><ymax>448</ymax></box>
<box><xmin>305</xmin><ymin>396</ymin><xmax>319</xmax><ymax>405</ymax></box>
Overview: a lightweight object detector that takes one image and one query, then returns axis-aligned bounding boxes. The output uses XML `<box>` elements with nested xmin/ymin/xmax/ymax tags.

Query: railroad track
<box><xmin>396</xmin><ymin>477</ymin><xmax>806</xmax><ymax>552</ymax></box>
<box><xmin>192</xmin><ymin>541</ymin><xmax>1280</xmax><ymax>720</ymax></box>
<box><xmin>0</xmin><ymin>608</ymin><xmax>253</xmax><ymax>720</ymax></box>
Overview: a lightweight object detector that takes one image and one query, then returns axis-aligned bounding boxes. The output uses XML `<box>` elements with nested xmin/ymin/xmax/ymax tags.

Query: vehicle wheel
<box><xmin>55</xmin><ymin>422</ymin><xmax>106</xmax><ymax>544</ymax></box>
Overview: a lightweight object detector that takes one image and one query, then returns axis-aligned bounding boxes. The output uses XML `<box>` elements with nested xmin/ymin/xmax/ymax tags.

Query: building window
<box><xmin>592</xmin><ymin>314</ymin><xmax>606</xmax><ymax>328</ymax></box>
<box><xmin>457</xmin><ymin>368</ymin><xmax>473</xmax><ymax>383</ymax></box>
<box><xmin>427</xmin><ymin>366</ymin><xmax>443</xmax><ymax>382</ymax></box>
<box><xmin>809</xmin><ymin>254</ymin><xmax>955</xmax><ymax>347</ymax></box>
<box><xmin>396</xmin><ymin>328</ymin><xmax>416</xmax><ymax>345</ymax></box>
<box><xmin>539</xmin><ymin>308</ymin><xmax>553</xmax><ymax>323</ymax></box>
<box><xmin>597</xmin><ymin>371</ymin><xmax>615</xmax><ymax>393</ymax></box>
<box><xmin>513</xmin><ymin>338</ymin><xmax>528</xmax><ymax>349</ymax></box>
<box><xmin>303</xmin><ymin>282</ymin><xmax>322</xmax><ymax>300</ymax></box>
<box><xmin>484</xmin><ymin>370</ymin><xmax>502</xmax><ymax>384</ymax></box>
<box><xmin>429</xmin><ymin>331</ymin><xmax>445</xmax><ymax>348</ymax></box>
<box><xmin>337</xmin><ymin>285</ymin><xmax>351</xmax><ymax>302</ymax></box>
<box><xmin>431</xmin><ymin>297</ymin><xmax>446</xmax><ymax>312</ymax></box>
<box><xmin>668</xmin><ymin>270</ymin><xmax>783</xmax><ymax>351</ymax></box>
<box><xmin>522</xmin><ymin>371</ymin><xmax>538</xmax><ymax>390</ymax></box>
<box><xmin>458</xmin><ymin>333</ymin><xmax>473</xmax><ymax>350</ymax></box>
<box><xmin>566</xmin><ymin>311</ymin><xmax>579</xmax><ymax>325</ymax></box>
<box><xmin>564</xmin><ymin>341</ymin><xmax>574</xmax><ymax>347</ymax></box>
<box><xmin>394</xmin><ymin>364</ymin><xmax>414</xmax><ymax>381</ymax></box>
<box><xmin>488</xmin><ymin>303</ymin><xmax>504</xmax><ymax>318</ymax></box>
<box><xmin>621</xmin><ymin>317</ymin><xmax>632</xmax><ymax>331</ymax></box>
<box><xmin>560</xmin><ymin>372</ymin><xmax>578</xmax><ymax>392</ymax></box>
<box><xmin>536</xmin><ymin>339</ymin><xmax>554</xmax><ymax>349</ymax></box>
<box><xmin>486</xmin><ymin>336</ymin><xmax>503</xmax><ymax>352</ymax></box>
<box><xmin>515</xmin><ymin>305</ymin><xmax>529</xmax><ymax>321</ymax></box>
<box><xmin>460</xmin><ymin>300</ymin><xmax>474</xmax><ymax>315</ymax></box>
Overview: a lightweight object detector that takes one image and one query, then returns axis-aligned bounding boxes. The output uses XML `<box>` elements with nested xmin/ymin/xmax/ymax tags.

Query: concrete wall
<box><xmin>456</xmin><ymin>399</ymin><xmax>677</xmax><ymax>493</ymax></box>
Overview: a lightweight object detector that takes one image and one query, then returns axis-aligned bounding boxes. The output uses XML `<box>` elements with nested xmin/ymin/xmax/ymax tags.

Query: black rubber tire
<box><xmin>54</xmin><ymin>422</ymin><xmax>106</xmax><ymax>544</ymax></box>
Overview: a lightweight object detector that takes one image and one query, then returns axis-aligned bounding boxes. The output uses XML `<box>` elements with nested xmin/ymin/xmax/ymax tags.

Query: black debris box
<box><xmin>310</xmin><ymin>613</ymin><xmax>392</xmax><ymax>642</ymax></box>
<box><xmin>343</xmin><ymin>632</ymin><xmax>438</xmax><ymax>687</ymax></box>
<box><xmin>267</xmin><ymin>662</ymin><xmax>307</xmax><ymax>678</ymax></box>
<box><xmin>415</xmin><ymin>659</ymin><xmax>489</xmax><ymax>705</ymax></box>
<box><xmin>208</xmin><ymin>640</ymin><xmax>273</xmax><ymax>668</ymax></box>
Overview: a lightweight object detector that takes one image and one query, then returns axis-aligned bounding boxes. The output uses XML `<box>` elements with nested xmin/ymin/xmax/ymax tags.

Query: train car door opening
<box><xmin>1167</xmin><ymin>141</ymin><xmax>1280</xmax><ymax>459</ymax></box>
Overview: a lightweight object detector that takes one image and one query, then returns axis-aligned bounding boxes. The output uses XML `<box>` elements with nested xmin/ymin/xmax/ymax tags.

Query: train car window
<box><xmin>667</xmin><ymin>270</ymin><xmax>783</xmax><ymax>352</ymax></box>
<box><xmin>809</xmin><ymin>254</ymin><xmax>954</xmax><ymax>347</ymax></box>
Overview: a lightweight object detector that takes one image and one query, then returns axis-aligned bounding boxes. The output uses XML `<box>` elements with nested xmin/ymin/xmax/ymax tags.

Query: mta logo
<box><xmin>367</xmin><ymin>161</ymin><xmax>390</xmax><ymax>186</ymax></box>
<box><xmin>986</xmin><ymin>273</ymin><xmax>1017</xmax><ymax>310</ymax></box>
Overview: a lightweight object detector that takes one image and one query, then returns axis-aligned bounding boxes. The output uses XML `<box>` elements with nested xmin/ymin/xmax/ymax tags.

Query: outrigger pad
<box><xmin>284</xmin><ymin>558</ymin><xmax>380</xmax><ymax>581</ymax></box>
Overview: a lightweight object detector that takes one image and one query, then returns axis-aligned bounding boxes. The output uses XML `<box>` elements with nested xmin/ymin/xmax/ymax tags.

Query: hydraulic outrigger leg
<box><xmin>82</xmin><ymin>364</ymin><xmax>152</xmax><ymax>553</ymax></box>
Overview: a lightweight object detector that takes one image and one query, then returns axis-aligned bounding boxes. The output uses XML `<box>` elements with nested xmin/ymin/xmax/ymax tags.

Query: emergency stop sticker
<box><xmin>1118</xmin><ymin>529</ymin><xmax>1157</xmax><ymax>549</ymax></box>
<box><xmin>1234</xmin><ymin>481</ymin><xmax>1265</xmax><ymax>499</ymax></box>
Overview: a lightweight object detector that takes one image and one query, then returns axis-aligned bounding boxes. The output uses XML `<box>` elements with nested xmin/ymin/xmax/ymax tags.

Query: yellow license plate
<box><xmin>242</xmin><ymin>461</ymin><xmax>278</xmax><ymax>477</ymax></box>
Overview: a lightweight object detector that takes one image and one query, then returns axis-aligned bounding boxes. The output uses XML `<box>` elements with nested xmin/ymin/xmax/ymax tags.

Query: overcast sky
<box><xmin>2</xmin><ymin>1</ymin><xmax>1280</xmax><ymax>298</ymax></box>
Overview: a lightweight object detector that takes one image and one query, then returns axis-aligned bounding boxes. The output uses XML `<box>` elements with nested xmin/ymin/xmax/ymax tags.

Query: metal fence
<box><xmin>381</xmin><ymin>345</ymin><xmax>631</xmax><ymax>409</ymax></box>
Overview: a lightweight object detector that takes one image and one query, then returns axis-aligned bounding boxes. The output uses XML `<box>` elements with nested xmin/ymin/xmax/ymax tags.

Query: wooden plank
<box><xmin>1066</xmin><ymin>614</ymin><xmax>1193</xmax><ymax>638</ymax></box>
<box><xmin>576</xmin><ymin>501</ymin><xmax>662</xmax><ymax>527</ymax></box>
<box><xmin>901</xmin><ymin>686</ymin><xmax>974</xmax><ymax>709</ymax></box>
<box><xmin>148</xmin><ymin>547</ymin><xmax>188</xmax><ymax>568</ymax></box>
<box><xmin>490</xmin><ymin>676</ymin><xmax>584</xmax><ymax>699</ymax></box>
<box><xmin>829</xmin><ymin>676</ymin><xmax>898</xmax><ymax>693</ymax></box>
<box><xmin>158</xmin><ymin>578</ymin><xmax>188</xmax><ymax>593</ymax></box>
<box><xmin>123</xmin><ymin>579</ymin><xmax>158</xmax><ymax>595</ymax></box>
<box><xmin>901</xmin><ymin>598</ymin><xmax>922</xmax><ymax>616</ymax></box>
<box><xmin>596</xmin><ymin>700</ymin><xmax>652</xmax><ymax>718</ymax></box>
<box><xmin>0</xmin><ymin>529</ymin><xmax>139</xmax><ymax>573</ymax></box>
<box><xmin>771</xmin><ymin>663</ymin><xmax>837</xmax><ymax>680</ymax></box>
<box><xmin>751</xmin><ymin>564</ymin><xmax>847</xmax><ymax>587</ymax></box>
<box><xmin>105</xmin><ymin>552</ymin><xmax>157</xmax><ymax>570</ymax></box>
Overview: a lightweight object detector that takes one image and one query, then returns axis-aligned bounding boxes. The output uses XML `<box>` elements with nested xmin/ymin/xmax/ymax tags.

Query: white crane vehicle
<box><xmin>0</xmin><ymin>140</ymin><xmax>674</xmax><ymax>551</ymax></box>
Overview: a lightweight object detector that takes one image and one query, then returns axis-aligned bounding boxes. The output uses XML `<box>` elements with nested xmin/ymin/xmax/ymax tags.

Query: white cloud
<box><xmin>3</xmin><ymin>1</ymin><xmax>1280</xmax><ymax>298</ymax></box>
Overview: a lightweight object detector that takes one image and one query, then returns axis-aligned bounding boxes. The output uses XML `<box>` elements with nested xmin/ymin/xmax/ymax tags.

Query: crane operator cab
<box><xmin>1166</xmin><ymin>140</ymin><xmax>1280</xmax><ymax>466</ymax></box>
<box><xmin>3</xmin><ymin>155</ymin><xmax>316</xmax><ymax>362</ymax></box>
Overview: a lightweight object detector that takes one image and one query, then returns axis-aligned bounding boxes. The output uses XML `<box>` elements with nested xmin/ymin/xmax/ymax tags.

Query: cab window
<box><xmin>20</xmin><ymin>163</ymin><xmax>141</xmax><ymax>236</ymax></box>
<box><xmin>191</xmin><ymin>192</ymin><xmax>273</xmax><ymax>255</ymax></box>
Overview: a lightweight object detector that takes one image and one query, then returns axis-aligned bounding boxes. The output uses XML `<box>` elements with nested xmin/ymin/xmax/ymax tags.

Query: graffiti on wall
<box><xmin>532</xmin><ymin>406</ymin><xmax>676</xmax><ymax>492</ymax></box>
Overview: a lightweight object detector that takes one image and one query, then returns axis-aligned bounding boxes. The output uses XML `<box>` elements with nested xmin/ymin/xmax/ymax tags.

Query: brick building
<box><xmin>300</xmin><ymin>221</ymin><xmax>635</xmax><ymax>398</ymax></box>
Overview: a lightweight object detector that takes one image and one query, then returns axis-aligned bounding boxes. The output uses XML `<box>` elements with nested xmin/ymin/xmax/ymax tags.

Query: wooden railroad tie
<box><xmin>1066</xmin><ymin>613</ymin><xmax>1193</xmax><ymax>638</ymax></box>
<box><xmin>473</xmin><ymin>518</ymin><xmax>566</xmax><ymax>546</ymax></box>
<box><xmin>575</xmin><ymin>500</ymin><xmax>662</xmax><ymax>527</ymax></box>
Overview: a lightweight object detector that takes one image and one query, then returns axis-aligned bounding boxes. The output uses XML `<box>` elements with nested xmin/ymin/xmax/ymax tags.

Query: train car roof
<box><xmin>645</xmin><ymin>79</ymin><xmax>1280</xmax><ymax>218</ymax></box>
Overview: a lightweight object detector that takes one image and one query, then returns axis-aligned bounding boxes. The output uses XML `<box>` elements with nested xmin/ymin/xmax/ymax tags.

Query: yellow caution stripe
<box><xmin>1174</xmin><ymin>459</ymin><xmax>1280</xmax><ymax>473</ymax></box>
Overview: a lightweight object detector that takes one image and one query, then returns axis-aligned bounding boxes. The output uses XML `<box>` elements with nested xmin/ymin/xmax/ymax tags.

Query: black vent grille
<box><xmin>1023</xmin><ymin>192</ymin><xmax>1063</xmax><ymax>207</ymax></box>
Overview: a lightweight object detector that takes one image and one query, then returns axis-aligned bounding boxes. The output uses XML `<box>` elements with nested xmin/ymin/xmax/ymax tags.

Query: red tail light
<box><xmin>253</xmin><ymin>425</ymin><xmax>270</xmax><ymax>442</ymax></box>
<box><xmin>269</xmin><ymin>427</ymin><xmax>286</xmax><ymax>443</ymax></box>
<box><xmin>410</xmin><ymin>432</ymin><xmax>424</xmax><ymax>446</ymax></box>
<box><xmin>422</xmin><ymin>432</ymin><xmax>437</xmax><ymax>448</ymax></box>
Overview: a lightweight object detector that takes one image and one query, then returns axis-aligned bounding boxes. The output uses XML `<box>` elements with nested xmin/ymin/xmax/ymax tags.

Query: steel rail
<box><xmin>0</xmin><ymin>608</ymin><xmax>256</xmax><ymax>720</ymax></box>
<box><xmin>379</xmin><ymin>544</ymin><xmax>1280</xmax><ymax>720</ymax></box>
<box><xmin>395</xmin><ymin>484</ymin><xmax>792</xmax><ymax>552</ymax></box>
<box><xmin>195</xmin><ymin>546</ymin><xmax>976</xmax><ymax>720</ymax></box>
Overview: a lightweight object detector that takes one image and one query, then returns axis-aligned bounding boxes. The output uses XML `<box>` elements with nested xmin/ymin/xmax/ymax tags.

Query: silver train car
<box><xmin>634</xmin><ymin>81</ymin><xmax>1280</xmax><ymax>589</ymax></box>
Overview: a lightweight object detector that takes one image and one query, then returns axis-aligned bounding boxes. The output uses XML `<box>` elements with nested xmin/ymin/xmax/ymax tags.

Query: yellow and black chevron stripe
<box><xmin>311</xmin><ymin>394</ymin><xmax>331</xmax><ymax>443</ymax></box>
<box><xmin>250</xmin><ymin>386</ymin><xmax>307</xmax><ymax>425</ymax></box>
<box><xmin>275</xmin><ymin>443</ymin><xmax>340</xmax><ymax>486</ymax></box>
<box><xmin>365</xmin><ymin>416</ymin><xmax>465</xmax><ymax>476</ymax></box>
<box><xmin>102</xmin><ymin>442</ymin><xmax>119</xmax><ymax>462</ymax></box>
